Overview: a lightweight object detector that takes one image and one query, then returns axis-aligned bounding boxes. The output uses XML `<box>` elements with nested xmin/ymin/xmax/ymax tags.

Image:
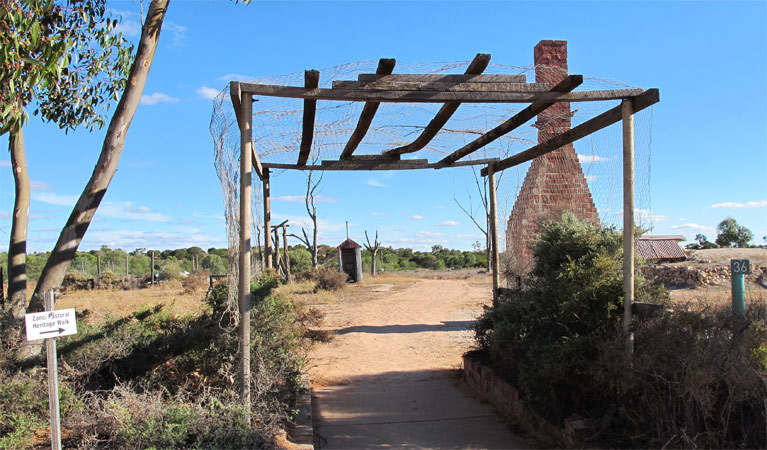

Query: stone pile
<box><xmin>640</xmin><ymin>264</ymin><xmax>767</xmax><ymax>289</ymax></box>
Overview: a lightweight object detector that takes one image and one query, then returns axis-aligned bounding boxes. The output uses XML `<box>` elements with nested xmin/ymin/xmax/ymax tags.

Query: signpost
<box><xmin>731</xmin><ymin>259</ymin><xmax>749</xmax><ymax>353</ymax></box>
<box><xmin>24</xmin><ymin>291</ymin><xmax>77</xmax><ymax>450</ymax></box>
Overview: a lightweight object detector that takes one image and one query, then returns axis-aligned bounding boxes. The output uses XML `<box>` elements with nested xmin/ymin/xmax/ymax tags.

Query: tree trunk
<box><xmin>21</xmin><ymin>0</ymin><xmax>170</xmax><ymax>358</ymax></box>
<box><xmin>7</xmin><ymin>128</ymin><xmax>29</xmax><ymax>325</ymax></box>
<box><xmin>311</xmin><ymin>209</ymin><xmax>319</xmax><ymax>269</ymax></box>
<box><xmin>371</xmin><ymin>249</ymin><xmax>377</xmax><ymax>276</ymax></box>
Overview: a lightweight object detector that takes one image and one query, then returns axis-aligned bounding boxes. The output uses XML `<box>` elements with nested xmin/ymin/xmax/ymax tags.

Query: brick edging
<box><xmin>462</xmin><ymin>353</ymin><xmax>589</xmax><ymax>448</ymax></box>
<box><xmin>287</xmin><ymin>376</ymin><xmax>314</xmax><ymax>450</ymax></box>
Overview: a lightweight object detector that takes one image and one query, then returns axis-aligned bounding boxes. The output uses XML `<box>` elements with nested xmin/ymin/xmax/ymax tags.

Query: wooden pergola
<box><xmin>229</xmin><ymin>53</ymin><xmax>659</xmax><ymax>411</ymax></box>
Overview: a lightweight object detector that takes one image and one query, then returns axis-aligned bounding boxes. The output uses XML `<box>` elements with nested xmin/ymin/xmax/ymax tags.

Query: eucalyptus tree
<box><xmin>1</xmin><ymin>0</ymin><xmax>132</xmax><ymax>323</ymax></box>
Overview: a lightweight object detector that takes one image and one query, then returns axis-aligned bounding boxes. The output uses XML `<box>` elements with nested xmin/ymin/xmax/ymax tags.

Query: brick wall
<box><xmin>506</xmin><ymin>40</ymin><xmax>600</xmax><ymax>275</ymax></box>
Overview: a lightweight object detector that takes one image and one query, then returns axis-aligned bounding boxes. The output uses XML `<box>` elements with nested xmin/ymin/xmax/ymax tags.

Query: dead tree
<box><xmin>290</xmin><ymin>169</ymin><xmax>322</xmax><ymax>269</ymax></box>
<box><xmin>364</xmin><ymin>230</ymin><xmax>381</xmax><ymax>276</ymax></box>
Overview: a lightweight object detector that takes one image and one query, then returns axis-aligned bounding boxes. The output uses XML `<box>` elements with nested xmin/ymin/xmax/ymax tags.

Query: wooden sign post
<box><xmin>24</xmin><ymin>291</ymin><xmax>78</xmax><ymax>450</ymax></box>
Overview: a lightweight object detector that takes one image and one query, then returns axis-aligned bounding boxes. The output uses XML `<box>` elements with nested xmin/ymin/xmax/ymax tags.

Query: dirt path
<box><xmin>308</xmin><ymin>277</ymin><xmax>529</xmax><ymax>449</ymax></box>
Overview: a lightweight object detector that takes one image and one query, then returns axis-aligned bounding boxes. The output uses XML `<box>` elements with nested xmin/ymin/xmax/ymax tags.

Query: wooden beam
<box><xmin>481</xmin><ymin>88</ymin><xmax>659</xmax><ymax>176</ymax></box>
<box><xmin>340</xmin><ymin>58</ymin><xmax>396</xmax><ymax>160</ymax></box>
<box><xmin>440</xmin><ymin>75</ymin><xmax>583</xmax><ymax>165</ymax></box>
<box><xmin>230</xmin><ymin>82</ymin><xmax>242</xmax><ymax>128</ymax></box>
<box><xmin>238</xmin><ymin>90</ymin><xmax>253</xmax><ymax>412</ymax></box>
<box><xmin>298</xmin><ymin>70</ymin><xmax>320</xmax><ymax>166</ymax></box>
<box><xmin>487</xmin><ymin>165</ymin><xmax>499</xmax><ymax>308</ymax></box>
<box><xmin>262</xmin><ymin>157</ymin><xmax>498</xmax><ymax>172</ymax></box>
<box><xmin>384</xmin><ymin>53</ymin><xmax>491</xmax><ymax>157</ymax></box>
<box><xmin>272</xmin><ymin>219</ymin><xmax>289</xmax><ymax>228</ymax></box>
<box><xmin>622</xmin><ymin>99</ymin><xmax>635</xmax><ymax>354</ymax></box>
<box><xmin>357</xmin><ymin>74</ymin><xmax>526</xmax><ymax>83</ymax></box>
<box><xmin>333</xmin><ymin>81</ymin><xmax>550</xmax><ymax>92</ymax></box>
<box><xmin>239</xmin><ymin>81</ymin><xmax>643</xmax><ymax>103</ymax></box>
<box><xmin>251</xmin><ymin>143</ymin><xmax>263</xmax><ymax>180</ymax></box>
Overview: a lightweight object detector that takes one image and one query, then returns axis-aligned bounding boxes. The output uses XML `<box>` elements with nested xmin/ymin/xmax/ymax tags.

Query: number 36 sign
<box><xmin>731</xmin><ymin>259</ymin><xmax>751</xmax><ymax>275</ymax></box>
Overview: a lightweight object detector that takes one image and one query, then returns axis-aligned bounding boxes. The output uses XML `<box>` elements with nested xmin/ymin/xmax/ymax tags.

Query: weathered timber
<box><xmin>357</xmin><ymin>73</ymin><xmax>526</xmax><ymax>83</ymax></box>
<box><xmin>384</xmin><ymin>53</ymin><xmax>491</xmax><ymax>157</ymax></box>
<box><xmin>238</xmin><ymin>81</ymin><xmax>643</xmax><ymax>103</ymax></box>
<box><xmin>298</xmin><ymin>70</ymin><xmax>320</xmax><ymax>165</ymax></box>
<box><xmin>440</xmin><ymin>75</ymin><xmax>583</xmax><ymax>165</ymax></box>
<box><xmin>250</xmin><ymin>142</ymin><xmax>263</xmax><ymax>180</ymax></box>
<box><xmin>622</xmin><ymin>99</ymin><xmax>635</xmax><ymax>354</ymax></box>
<box><xmin>488</xmin><ymin>165</ymin><xmax>499</xmax><ymax>307</ymax></box>
<box><xmin>238</xmin><ymin>92</ymin><xmax>253</xmax><ymax>412</ymax></box>
<box><xmin>340</xmin><ymin>58</ymin><xmax>396</xmax><ymax>160</ymax></box>
<box><xmin>262</xmin><ymin>157</ymin><xmax>497</xmax><ymax>172</ymax></box>
<box><xmin>481</xmin><ymin>88</ymin><xmax>659</xmax><ymax>176</ymax></box>
<box><xmin>333</xmin><ymin>81</ymin><xmax>550</xmax><ymax>92</ymax></box>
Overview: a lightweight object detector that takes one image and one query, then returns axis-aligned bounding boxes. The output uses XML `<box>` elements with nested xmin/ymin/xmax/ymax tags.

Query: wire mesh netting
<box><xmin>211</xmin><ymin>59</ymin><xmax>654</xmax><ymax>303</ymax></box>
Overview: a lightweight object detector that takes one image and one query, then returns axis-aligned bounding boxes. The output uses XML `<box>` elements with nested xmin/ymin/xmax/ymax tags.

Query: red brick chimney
<box><xmin>505</xmin><ymin>40</ymin><xmax>600</xmax><ymax>275</ymax></box>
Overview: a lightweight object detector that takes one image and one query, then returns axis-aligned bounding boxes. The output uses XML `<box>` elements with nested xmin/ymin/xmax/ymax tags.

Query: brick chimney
<box><xmin>505</xmin><ymin>40</ymin><xmax>600</xmax><ymax>275</ymax></box>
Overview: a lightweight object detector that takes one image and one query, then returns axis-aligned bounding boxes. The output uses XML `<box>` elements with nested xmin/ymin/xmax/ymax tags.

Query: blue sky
<box><xmin>1</xmin><ymin>0</ymin><xmax>765</xmax><ymax>253</ymax></box>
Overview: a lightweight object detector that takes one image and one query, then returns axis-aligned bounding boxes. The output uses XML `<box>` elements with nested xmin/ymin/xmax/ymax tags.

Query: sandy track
<box><xmin>307</xmin><ymin>276</ymin><xmax>528</xmax><ymax>449</ymax></box>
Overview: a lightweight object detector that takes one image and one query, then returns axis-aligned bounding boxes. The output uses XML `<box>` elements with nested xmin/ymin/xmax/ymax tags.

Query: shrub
<box><xmin>161</xmin><ymin>261</ymin><xmax>183</xmax><ymax>281</ymax></box>
<box><xmin>296</xmin><ymin>268</ymin><xmax>346</xmax><ymax>291</ymax></box>
<box><xmin>474</xmin><ymin>213</ymin><xmax>766</xmax><ymax>448</ymax></box>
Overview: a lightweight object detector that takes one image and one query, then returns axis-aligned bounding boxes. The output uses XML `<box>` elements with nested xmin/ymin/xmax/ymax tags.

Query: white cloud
<box><xmin>32</xmin><ymin>192</ymin><xmax>78</xmax><ymax>206</ymax></box>
<box><xmin>164</xmin><ymin>22</ymin><xmax>187</xmax><ymax>47</ymax></box>
<box><xmin>218</xmin><ymin>73</ymin><xmax>251</xmax><ymax>82</ymax></box>
<box><xmin>437</xmin><ymin>220</ymin><xmax>460</xmax><ymax>227</ymax></box>
<box><xmin>140</xmin><ymin>92</ymin><xmax>179</xmax><ymax>106</ymax></box>
<box><xmin>636</xmin><ymin>208</ymin><xmax>667</xmax><ymax>222</ymax></box>
<box><xmin>417</xmin><ymin>231</ymin><xmax>445</xmax><ymax>237</ymax></box>
<box><xmin>370</xmin><ymin>212</ymin><xmax>390</xmax><ymax>216</ymax></box>
<box><xmin>275</xmin><ymin>195</ymin><xmax>336</xmax><ymax>203</ymax></box>
<box><xmin>114</xmin><ymin>19</ymin><xmax>140</xmax><ymax>37</ymax></box>
<box><xmin>0</xmin><ymin>160</ymin><xmax>10</xmax><ymax>167</ymax></box>
<box><xmin>96</xmin><ymin>202</ymin><xmax>171</xmax><ymax>222</ymax></box>
<box><xmin>0</xmin><ymin>211</ymin><xmax>10</xmax><ymax>219</ymax></box>
<box><xmin>709</xmin><ymin>200</ymin><xmax>767</xmax><ymax>209</ymax></box>
<box><xmin>81</xmin><ymin>229</ymin><xmax>226</xmax><ymax>252</ymax></box>
<box><xmin>584</xmin><ymin>175</ymin><xmax>597</xmax><ymax>182</ymax></box>
<box><xmin>196</xmin><ymin>86</ymin><xmax>221</xmax><ymax>100</ymax></box>
<box><xmin>671</xmin><ymin>223</ymin><xmax>713</xmax><ymax>231</ymax></box>
<box><xmin>367</xmin><ymin>179</ymin><xmax>388</xmax><ymax>188</ymax></box>
<box><xmin>30</xmin><ymin>180</ymin><xmax>53</xmax><ymax>191</ymax></box>
<box><xmin>577</xmin><ymin>154</ymin><xmax>610</xmax><ymax>163</ymax></box>
<box><xmin>409</xmin><ymin>215</ymin><xmax>425</xmax><ymax>220</ymax></box>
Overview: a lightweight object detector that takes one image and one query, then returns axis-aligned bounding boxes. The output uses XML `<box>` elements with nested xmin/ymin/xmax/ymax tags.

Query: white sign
<box><xmin>24</xmin><ymin>309</ymin><xmax>77</xmax><ymax>341</ymax></box>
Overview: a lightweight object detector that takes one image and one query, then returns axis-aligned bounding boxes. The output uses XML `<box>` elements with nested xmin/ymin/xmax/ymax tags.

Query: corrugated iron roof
<box><xmin>635</xmin><ymin>237</ymin><xmax>686</xmax><ymax>262</ymax></box>
<box><xmin>338</xmin><ymin>238</ymin><xmax>362</xmax><ymax>249</ymax></box>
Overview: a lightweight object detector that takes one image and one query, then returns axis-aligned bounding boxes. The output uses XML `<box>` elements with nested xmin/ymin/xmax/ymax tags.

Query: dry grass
<box><xmin>669</xmin><ymin>283</ymin><xmax>766</xmax><ymax>308</ymax></box>
<box><xmin>52</xmin><ymin>280</ymin><xmax>208</xmax><ymax>324</ymax></box>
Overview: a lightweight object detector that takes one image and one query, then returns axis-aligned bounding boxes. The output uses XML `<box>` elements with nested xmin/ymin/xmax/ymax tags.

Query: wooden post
<box><xmin>273</xmin><ymin>228</ymin><xmax>281</xmax><ymax>274</ymax></box>
<box><xmin>282</xmin><ymin>226</ymin><xmax>291</xmax><ymax>283</ymax></box>
<box><xmin>150</xmin><ymin>251</ymin><xmax>155</xmax><ymax>285</ymax></box>
<box><xmin>487</xmin><ymin>164</ymin><xmax>500</xmax><ymax>307</ymax></box>
<box><xmin>44</xmin><ymin>291</ymin><xmax>62</xmax><ymax>450</ymax></box>
<box><xmin>239</xmin><ymin>92</ymin><xmax>253</xmax><ymax>414</ymax></box>
<box><xmin>97</xmin><ymin>254</ymin><xmax>101</xmax><ymax>278</ymax></box>
<box><xmin>125</xmin><ymin>254</ymin><xmax>129</xmax><ymax>277</ymax></box>
<box><xmin>622</xmin><ymin>99</ymin><xmax>635</xmax><ymax>354</ymax></box>
<box><xmin>263</xmin><ymin>168</ymin><xmax>272</xmax><ymax>269</ymax></box>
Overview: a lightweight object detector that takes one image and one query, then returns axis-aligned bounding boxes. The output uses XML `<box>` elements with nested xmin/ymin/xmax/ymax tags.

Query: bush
<box><xmin>161</xmin><ymin>261</ymin><xmax>183</xmax><ymax>281</ymax></box>
<box><xmin>296</xmin><ymin>268</ymin><xmax>346</xmax><ymax>291</ymax></box>
<box><xmin>475</xmin><ymin>213</ymin><xmax>766</xmax><ymax>448</ymax></box>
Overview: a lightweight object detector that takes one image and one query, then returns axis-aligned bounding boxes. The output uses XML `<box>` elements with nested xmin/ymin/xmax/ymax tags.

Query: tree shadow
<box><xmin>332</xmin><ymin>321</ymin><xmax>474</xmax><ymax>335</ymax></box>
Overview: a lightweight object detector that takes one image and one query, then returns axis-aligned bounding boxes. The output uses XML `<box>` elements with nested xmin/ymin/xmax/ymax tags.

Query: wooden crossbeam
<box><xmin>262</xmin><ymin>157</ymin><xmax>498</xmax><ymax>172</ymax></box>
<box><xmin>480</xmin><ymin>89</ymin><xmax>660</xmax><ymax>176</ymax></box>
<box><xmin>384</xmin><ymin>53</ymin><xmax>491</xmax><ymax>158</ymax></box>
<box><xmin>357</xmin><ymin>74</ymin><xmax>526</xmax><ymax>83</ymax></box>
<box><xmin>340</xmin><ymin>58</ymin><xmax>396</xmax><ymax>160</ymax></box>
<box><xmin>238</xmin><ymin>81</ymin><xmax>643</xmax><ymax>103</ymax></box>
<box><xmin>298</xmin><ymin>70</ymin><xmax>320</xmax><ymax>166</ymax></box>
<box><xmin>440</xmin><ymin>75</ymin><xmax>583</xmax><ymax>165</ymax></box>
<box><xmin>333</xmin><ymin>81</ymin><xmax>550</xmax><ymax>93</ymax></box>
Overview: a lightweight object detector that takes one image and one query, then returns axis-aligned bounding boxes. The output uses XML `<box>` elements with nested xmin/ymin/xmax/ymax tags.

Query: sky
<box><xmin>1</xmin><ymin>0</ymin><xmax>765</xmax><ymax>254</ymax></box>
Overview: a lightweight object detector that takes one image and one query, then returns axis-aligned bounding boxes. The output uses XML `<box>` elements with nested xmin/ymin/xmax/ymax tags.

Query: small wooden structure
<box><xmin>337</xmin><ymin>238</ymin><xmax>363</xmax><ymax>282</ymax></box>
<box><xmin>227</xmin><ymin>40</ymin><xmax>660</xmax><ymax>411</ymax></box>
<box><xmin>635</xmin><ymin>235</ymin><xmax>686</xmax><ymax>263</ymax></box>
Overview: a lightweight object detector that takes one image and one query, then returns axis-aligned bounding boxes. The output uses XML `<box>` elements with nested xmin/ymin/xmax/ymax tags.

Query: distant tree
<box><xmin>686</xmin><ymin>233</ymin><xmax>718</xmax><ymax>250</ymax></box>
<box><xmin>201</xmin><ymin>254</ymin><xmax>227</xmax><ymax>275</ymax></box>
<box><xmin>364</xmin><ymin>230</ymin><xmax>381</xmax><ymax>276</ymax></box>
<box><xmin>715</xmin><ymin>217</ymin><xmax>753</xmax><ymax>248</ymax></box>
<box><xmin>288</xmin><ymin>247</ymin><xmax>312</xmax><ymax>273</ymax></box>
